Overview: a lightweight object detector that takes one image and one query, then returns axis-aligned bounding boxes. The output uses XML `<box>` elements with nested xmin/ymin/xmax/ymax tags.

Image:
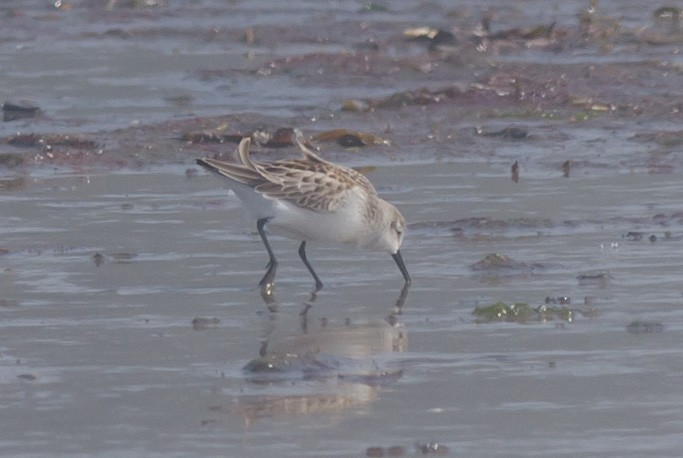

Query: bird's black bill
<box><xmin>392</xmin><ymin>250</ymin><xmax>411</xmax><ymax>285</ymax></box>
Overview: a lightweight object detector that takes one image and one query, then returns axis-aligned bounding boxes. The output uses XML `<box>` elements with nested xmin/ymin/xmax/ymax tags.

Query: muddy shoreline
<box><xmin>2</xmin><ymin>2</ymin><xmax>683</xmax><ymax>457</ymax></box>
<box><xmin>1</xmin><ymin>1</ymin><xmax>682</xmax><ymax>173</ymax></box>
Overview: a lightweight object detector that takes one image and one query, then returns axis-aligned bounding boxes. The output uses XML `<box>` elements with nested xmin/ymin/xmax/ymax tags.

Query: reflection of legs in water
<box><xmin>299</xmin><ymin>303</ymin><xmax>313</xmax><ymax>332</ymax></box>
<box><xmin>258</xmin><ymin>340</ymin><xmax>268</xmax><ymax>357</ymax></box>
<box><xmin>260</xmin><ymin>282</ymin><xmax>278</xmax><ymax>308</ymax></box>
<box><xmin>387</xmin><ymin>281</ymin><xmax>410</xmax><ymax>323</ymax></box>
<box><xmin>395</xmin><ymin>281</ymin><xmax>410</xmax><ymax>308</ymax></box>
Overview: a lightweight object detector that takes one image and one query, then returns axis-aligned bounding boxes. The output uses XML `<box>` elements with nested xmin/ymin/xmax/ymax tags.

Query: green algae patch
<box><xmin>473</xmin><ymin>301</ymin><xmax>587</xmax><ymax>324</ymax></box>
<box><xmin>473</xmin><ymin>301</ymin><xmax>533</xmax><ymax>323</ymax></box>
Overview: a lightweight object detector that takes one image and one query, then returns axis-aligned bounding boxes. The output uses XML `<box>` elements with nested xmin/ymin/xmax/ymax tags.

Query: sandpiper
<box><xmin>196</xmin><ymin>130</ymin><xmax>410</xmax><ymax>293</ymax></box>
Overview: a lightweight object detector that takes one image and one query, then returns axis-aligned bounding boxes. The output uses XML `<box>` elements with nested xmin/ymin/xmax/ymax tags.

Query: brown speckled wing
<box><xmin>196</xmin><ymin>157</ymin><xmax>267</xmax><ymax>188</ymax></box>
<box><xmin>254</xmin><ymin>159</ymin><xmax>377</xmax><ymax>213</ymax></box>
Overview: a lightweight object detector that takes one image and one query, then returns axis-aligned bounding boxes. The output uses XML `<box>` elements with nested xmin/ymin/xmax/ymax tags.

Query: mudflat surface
<box><xmin>2</xmin><ymin>1</ymin><xmax>683</xmax><ymax>457</ymax></box>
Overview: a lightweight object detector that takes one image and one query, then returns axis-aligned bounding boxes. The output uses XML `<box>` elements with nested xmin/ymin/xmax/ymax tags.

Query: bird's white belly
<box><xmin>227</xmin><ymin>184</ymin><xmax>373</xmax><ymax>247</ymax></box>
<box><xmin>269</xmin><ymin>200</ymin><xmax>367</xmax><ymax>245</ymax></box>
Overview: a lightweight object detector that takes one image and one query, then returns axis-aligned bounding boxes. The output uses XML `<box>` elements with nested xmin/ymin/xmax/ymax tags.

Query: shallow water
<box><xmin>3</xmin><ymin>161</ymin><xmax>683</xmax><ymax>457</ymax></box>
<box><xmin>2</xmin><ymin>1</ymin><xmax>683</xmax><ymax>457</ymax></box>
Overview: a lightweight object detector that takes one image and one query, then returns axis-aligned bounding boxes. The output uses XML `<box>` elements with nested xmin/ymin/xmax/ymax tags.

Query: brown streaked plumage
<box><xmin>196</xmin><ymin>129</ymin><xmax>410</xmax><ymax>294</ymax></box>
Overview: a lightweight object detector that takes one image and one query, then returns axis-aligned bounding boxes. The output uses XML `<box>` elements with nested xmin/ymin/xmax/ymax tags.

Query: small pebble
<box><xmin>626</xmin><ymin>321</ymin><xmax>664</xmax><ymax>334</ymax></box>
<box><xmin>192</xmin><ymin>317</ymin><xmax>220</xmax><ymax>330</ymax></box>
<box><xmin>17</xmin><ymin>374</ymin><xmax>37</xmax><ymax>381</ymax></box>
<box><xmin>366</xmin><ymin>446</ymin><xmax>385</xmax><ymax>457</ymax></box>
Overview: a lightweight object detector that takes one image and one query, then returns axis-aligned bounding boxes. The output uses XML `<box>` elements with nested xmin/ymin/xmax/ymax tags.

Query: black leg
<box><xmin>298</xmin><ymin>241</ymin><xmax>324</xmax><ymax>291</ymax></box>
<box><xmin>257</xmin><ymin>218</ymin><xmax>277</xmax><ymax>291</ymax></box>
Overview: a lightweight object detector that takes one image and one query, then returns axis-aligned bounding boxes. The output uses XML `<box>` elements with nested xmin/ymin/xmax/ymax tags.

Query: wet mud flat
<box><xmin>2</xmin><ymin>1</ymin><xmax>683</xmax><ymax>457</ymax></box>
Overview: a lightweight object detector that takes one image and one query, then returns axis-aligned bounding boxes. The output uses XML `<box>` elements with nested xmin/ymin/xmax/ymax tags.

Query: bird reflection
<box><xmin>393</xmin><ymin>281</ymin><xmax>410</xmax><ymax>311</ymax></box>
<box><xmin>233</xmin><ymin>299</ymin><xmax>408</xmax><ymax>425</ymax></box>
<box><xmin>258</xmin><ymin>279</ymin><xmax>410</xmax><ymax>314</ymax></box>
